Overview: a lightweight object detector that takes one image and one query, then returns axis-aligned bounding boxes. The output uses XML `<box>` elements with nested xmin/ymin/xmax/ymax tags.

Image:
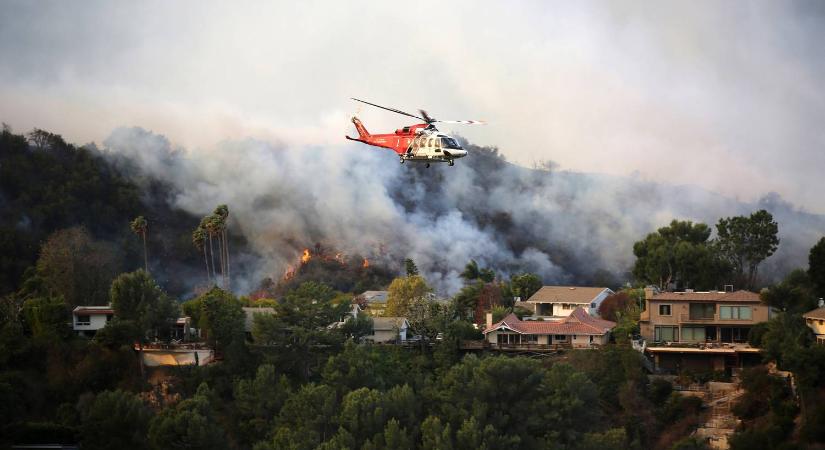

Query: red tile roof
<box><xmin>484</xmin><ymin>308</ymin><xmax>616</xmax><ymax>336</ymax></box>
<box><xmin>803</xmin><ymin>306</ymin><xmax>825</xmax><ymax>320</ymax></box>
<box><xmin>651</xmin><ymin>290</ymin><xmax>760</xmax><ymax>303</ymax></box>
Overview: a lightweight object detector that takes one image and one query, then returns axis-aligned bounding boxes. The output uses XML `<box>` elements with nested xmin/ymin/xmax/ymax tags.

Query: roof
<box><xmin>484</xmin><ymin>307</ymin><xmax>616</xmax><ymax>336</ymax></box>
<box><xmin>651</xmin><ymin>290</ymin><xmax>760</xmax><ymax>303</ymax></box>
<box><xmin>359</xmin><ymin>291</ymin><xmax>389</xmax><ymax>303</ymax></box>
<box><xmin>526</xmin><ymin>286</ymin><xmax>612</xmax><ymax>304</ymax></box>
<box><xmin>242</xmin><ymin>307</ymin><xmax>276</xmax><ymax>331</ymax></box>
<box><xmin>372</xmin><ymin>317</ymin><xmax>409</xmax><ymax>330</ymax></box>
<box><xmin>73</xmin><ymin>305</ymin><xmax>114</xmax><ymax>315</ymax></box>
<box><xmin>803</xmin><ymin>306</ymin><xmax>825</xmax><ymax>320</ymax></box>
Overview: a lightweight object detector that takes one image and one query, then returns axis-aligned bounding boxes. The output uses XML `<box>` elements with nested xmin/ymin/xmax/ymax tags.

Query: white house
<box><xmin>483</xmin><ymin>307</ymin><xmax>616</xmax><ymax>348</ymax></box>
<box><xmin>72</xmin><ymin>305</ymin><xmax>114</xmax><ymax>337</ymax></box>
<box><xmin>369</xmin><ymin>317</ymin><xmax>409</xmax><ymax>343</ymax></box>
<box><xmin>523</xmin><ymin>286</ymin><xmax>614</xmax><ymax>318</ymax></box>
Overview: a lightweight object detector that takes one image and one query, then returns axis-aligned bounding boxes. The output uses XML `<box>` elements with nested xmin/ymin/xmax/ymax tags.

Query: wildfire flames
<box><xmin>283</xmin><ymin>245</ymin><xmax>373</xmax><ymax>281</ymax></box>
<box><xmin>301</xmin><ymin>248</ymin><xmax>311</xmax><ymax>264</ymax></box>
<box><xmin>363</xmin><ymin>258</ymin><xmax>369</xmax><ymax>268</ymax></box>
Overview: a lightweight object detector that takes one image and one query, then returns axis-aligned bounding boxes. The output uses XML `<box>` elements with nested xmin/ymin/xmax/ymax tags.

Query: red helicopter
<box><xmin>346</xmin><ymin>98</ymin><xmax>485</xmax><ymax>167</ymax></box>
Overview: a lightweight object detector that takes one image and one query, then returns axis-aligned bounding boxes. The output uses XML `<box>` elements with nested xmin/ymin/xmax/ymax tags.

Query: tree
<box><xmin>597</xmin><ymin>292</ymin><xmax>634</xmax><ymax>322</ymax></box>
<box><xmin>404</xmin><ymin>258</ymin><xmax>419</xmax><ymax>277</ymax></box>
<box><xmin>460</xmin><ymin>260</ymin><xmax>495</xmax><ymax>283</ymax></box>
<box><xmin>129</xmin><ymin>216</ymin><xmax>148</xmax><ymax>272</ymax></box>
<box><xmin>80</xmin><ymin>390</ymin><xmax>151</xmax><ymax>450</ymax></box>
<box><xmin>193</xmin><ymin>287</ymin><xmax>245</xmax><ymax>353</ymax></box>
<box><xmin>809</xmin><ymin>237</ymin><xmax>825</xmax><ymax>299</ymax></box>
<box><xmin>760</xmin><ymin>269</ymin><xmax>818</xmax><ymax>314</ymax></box>
<box><xmin>420</xmin><ymin>416</ymin><xmax>453</xmax><ymax>450</ymax></box>
<box><xmin>510</xmin><ymin>273</ymin><xmax>542</xmax><ymax>302</ymax></box>
<box><xmin>386</xmin><ymin>275</ymin><xmax>432</xmax><ymax>317</ymax></box>
<box><xmin>192</xmin><ymin>226</ymin><xmax>210</xmax><ymax>285</ymax></box>
<box><xmin>233</xmin><ymin>364</ymin><xmax>291</xmax><ymax>445</ymax></box>
<box><xmin>632</xmin><ymin>220</ymin><xmax>725</xmax><ymax>290</ymax></box>
<box><xmin>715</xmin><ymin>209</ymin><xmax>779</xmax><ymax>289</ymax></box>
<box><xmin>340</xmin><ymin>311</ymin><xmax>374</xmax><ymax>343</ymax></box>
<box><xmin>149</xmin><ymin>383</ymin><xmax>227</xmax><ymax>450</ymax></box>
<box><xmin>36</xmin><ymin>227</ymin><xmax>118</xmax><ymax>307</ymax></box>
<box><xmin>109</xmin><ymin>270</ymin><xmax>178</xmax><ymax>342</ymax></box>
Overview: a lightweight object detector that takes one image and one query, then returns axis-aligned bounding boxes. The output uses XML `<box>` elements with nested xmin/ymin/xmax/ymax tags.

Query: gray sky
<box><xmin>2</xmin><ymin>0</ymin><xmax>824</xmax><ymax>212</ymax></box>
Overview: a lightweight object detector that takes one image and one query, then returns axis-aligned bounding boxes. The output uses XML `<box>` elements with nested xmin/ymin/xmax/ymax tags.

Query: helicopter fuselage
<box><xmin>346</xmin><ymin>117</ymin><xmax>467</xmax><ymax>166</ymax></box>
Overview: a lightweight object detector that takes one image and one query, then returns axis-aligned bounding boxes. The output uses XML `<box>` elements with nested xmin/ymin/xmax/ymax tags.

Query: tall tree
<box><xmin>213</xmin><ymin>205</ymin><xmax>230</xmax><ymax>289</ymax></box>
<box><xmin>192</xmin><ymin>226</ymin><xmax>210</xmax><ymax>285</ymax></box>
<box><xmin>715</xmin><ymin>209</ymin><xmax>779</xmax><ymax>289</ymax></box>
<box><xmin>36</xmin><ymin>227</ymin><xmax>118</xmax><ymax>307</ymax></box>
<box><xmin>386</xmin><ymin>275</ymin><xmax>432</xmax><ymax>317</ymax></box>
<box><xmin>404</xmin><ymin>258</ymin><xmax>419</xmax><ymax>277</ymax></box>
<box><xmin>80</xmin><ymin>390</ymin><xmax>151</xmax><ymax>450</ymax></box>
<box><xmin>129</xmin><ymin>216</ymin><xmax>149</xmax><ymax>272</ymax></box>
<box><xmin>109</xmin><ymin>270</ymin><xmax>178</xmax><ymax>342</ymax></box>
<box><xmin>809</xmin><ymin>237</ymin><xmax>825</xmax><ymax>299</ymax></box>
<box><xmin>632</xmin><ymin>220</ymin><xmax>725</xmax><ymax>290</ymax></box>
<box><xmin>149</xmin><ymin>383</ymin><xmax>228</xmax><ymax>450</ymax></box>
<box><xmin>510</xmin><ymin>273</ymin><xmax>542</xmax><ymax>301</ymax></box>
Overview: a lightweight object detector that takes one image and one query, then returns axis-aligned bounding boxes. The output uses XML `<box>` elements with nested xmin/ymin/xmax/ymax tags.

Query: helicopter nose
<box><xmin>453</xmin><ymin>149</ymin><xmax>467</xmax><ymax>158</ymax></box>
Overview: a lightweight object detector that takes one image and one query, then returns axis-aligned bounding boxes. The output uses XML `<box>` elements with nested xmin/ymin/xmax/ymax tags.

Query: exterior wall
<box><xmin>371</xmin><ymin>329</ymin><xmax>398</xmax><ymax>343</ymax></box>
<box><xmin>805</xmin><ymin>317</ymin><xmax>825</xmax><ymax>342</ymax></box>
<box><xmin>531</xmin><ymin>289</ymin><xmax>612</xmax><ymax>317</ymax></box>
<box><xmin>485</xmin><ymin>331</ymin><xmax>603</xmax><ymax>347</ymax></box>
<box><xmin>73</xmin><ymin>313</ymin><xmax>110</xmax><ymax>334</ymax></box>
<box><xmin>588</xmin><ymin>289</ymin><xmax>613</xmax><ymax>316</ymax></box>
<box><xmin>641</xmin><ymin>299</ymin><xmax>770</xmax><ymax>343</ymax></box>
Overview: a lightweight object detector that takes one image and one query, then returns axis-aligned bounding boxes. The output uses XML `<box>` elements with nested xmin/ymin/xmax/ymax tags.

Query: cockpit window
<box><xmin>441</xmin><ymin>137</ymin><xmax>462</xmax><ymax>149</ymax></box>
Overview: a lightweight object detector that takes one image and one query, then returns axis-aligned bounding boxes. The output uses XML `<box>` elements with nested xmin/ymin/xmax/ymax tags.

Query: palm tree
<box><xmin>213</xmin><ymin>205</ymin><xmax>230</xmax><ymax>289</ymax></box>
<box><xmin>130</xmin><ymin>216</ymin><xmax>149</xmax><ymax>272</ymax></box>
<box><xmin>204</xmin><ymin>215</ymin><xmax>223</xmax><ymax>286</ymax></box>
<box><xmin>192</xmin><ymin>226</ymin><xmax>210</xmax><ymax>284</ymax></box>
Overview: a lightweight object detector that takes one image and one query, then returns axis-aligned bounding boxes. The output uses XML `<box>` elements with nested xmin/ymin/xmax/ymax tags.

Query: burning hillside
<box><xmin>101</xmin><ymin>127</ymin><xmax>825</xmax><ymax>295</ymax></box>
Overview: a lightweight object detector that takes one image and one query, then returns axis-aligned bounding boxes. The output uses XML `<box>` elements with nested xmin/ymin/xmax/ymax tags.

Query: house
<box><xmin>242</xmin><ymin>307</ymin><xmax>276</xmax><ymax>340</ymax></box>
<box><xmin>368</xmin><ymin>317</ymin><xmax>409</xmax><ymax>343</ymax></box>
<box><xmin>803</xmin><ymin>306</ymin><xmax>825</xmax><ymax>345</ymax></box>
<box><xmin>524</xmin><ymin>286</ymin><xmax>614</xmax><ymax>318</ymax></box>
<box><xmin>171</xmin><ymin>316</ymin><xmax>191</xmax><ymax>342</ymax></box>
<box><xmin>483</xmin><ymin>307</ymin><xmax>615</xmax><ymax>349</ymax></box>
<box><xmin>639</xmin><ymin>288</ymin><xmax>769</xmax><ymax>373</ymax></box>
<box><xmin>354</xmin><ymin>290</ymin><xmax>389</xmax><ymax>316</ymax></box>
<box><xmin>72</xmin><ymin>305</ymin><xmax>114</xmax><ymax>337</ymax></box>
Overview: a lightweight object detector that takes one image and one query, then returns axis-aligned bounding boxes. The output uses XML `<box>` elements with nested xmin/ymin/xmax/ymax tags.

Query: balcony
<box><xmin>679</xmin><ymin>313</ymin><xmax>717</xmax><ymax>323</ymax></box>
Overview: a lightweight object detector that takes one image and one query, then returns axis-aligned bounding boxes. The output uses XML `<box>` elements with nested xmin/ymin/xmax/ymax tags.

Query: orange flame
<box><xmin>283</xmin><ymin>265</ymin><xmax>295</xmax><ymax>281</ymax></box>
<box><xmin>301</xmin><ymin>249</ymin><xmax>311</xmax><ymax>264</ymax></box>
<box><xmin>363</xmin><ymin>258</ymin><xmax>370</xmax><ymax>268</ymax></box>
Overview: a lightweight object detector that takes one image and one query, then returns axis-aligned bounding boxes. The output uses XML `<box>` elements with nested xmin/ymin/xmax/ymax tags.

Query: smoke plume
<box><xmin>102</xmin><ymin>127</ymin><xmax>825</xmax><ymax>295</ymax></box>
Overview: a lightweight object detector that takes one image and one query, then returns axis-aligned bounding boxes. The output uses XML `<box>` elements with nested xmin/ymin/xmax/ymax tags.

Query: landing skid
<box><xmin>400</xmin><ymin>155</ymin><xmax>455</xmax><ymax>167</ymax></box>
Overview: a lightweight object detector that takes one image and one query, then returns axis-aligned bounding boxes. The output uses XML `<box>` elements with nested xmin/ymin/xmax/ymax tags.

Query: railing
<box><xmin>679</xmin><ymin>313</ymin><xmax>717</xmax><ymax>322</ymax></box>
<box><xmin>458</xmin><ymin>341</ymin><xmax>574</xmax><ymax>351</ymax></box>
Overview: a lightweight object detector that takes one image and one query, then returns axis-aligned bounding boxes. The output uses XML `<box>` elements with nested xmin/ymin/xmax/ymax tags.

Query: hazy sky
<box><xmin>2</xmin><ymin>1</ymin><xmax>824</xmax><ymax>212</ymax></box>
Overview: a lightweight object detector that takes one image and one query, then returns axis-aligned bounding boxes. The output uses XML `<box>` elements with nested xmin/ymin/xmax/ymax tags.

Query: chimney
<box><xmin>644</xmin><ymin>286</ymin><xmax>656</xmax><ymax>300</ymax></box>
<box><xmin>819</xmin><ymin>298</ymin><xmax>824</xmax><ymax>308</ymax></box>
<box><xmin>486</xmin><ymin>312</ymin><xmax>493</xmax><ymax>329</ymax></box>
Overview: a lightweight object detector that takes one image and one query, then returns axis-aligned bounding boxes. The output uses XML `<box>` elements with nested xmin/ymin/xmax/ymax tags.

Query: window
<box><xmin>682</xmin><ymin>326</ymin><xmax>706</xmax><ymax>342</ymax></box>
<box><xmin>76</xmin><ymin>315</ymin><xmax>90</xmax><ymax>326</ymax></box>
<box><xmin>654</xmin><ymin>326</ymin><xmax>678</xmax><ymax>342</ymax></box>
<box><xmin>427</xmin><ymin>138</ymin><xmax>433</xmax><ymax>147</ymax></box>
<box><xmin>720</xmin><ymin>306</ymin><xmax>752</xmax><ymax>320</ymax></box>
<box><xmin>554</xmin><ymin>335</ymin><xmax>568</xmax><ymax>342</ymax></box>
<box><xmin>106</xmin><ymin>314</ymin><xmax>113</xmax><ymax>322</ymax></box>
<box><xmin>659</xmin><ymin>304</ymin><xmax>672</xmax><ymax>316</ymax></box>
<box><xmin>441</xmin><ymin>137</ymin><xmax>462</xmax><ymax>149</ymax></box>
<box><xmin>590</xmin><ymin>302</ymin><xmax>597</xmax><ymax>309</ymax></box>
<box><xmin>689</xmin><ymin>303</ymin><xmax>715</xmax><ymax>320</ymax></box>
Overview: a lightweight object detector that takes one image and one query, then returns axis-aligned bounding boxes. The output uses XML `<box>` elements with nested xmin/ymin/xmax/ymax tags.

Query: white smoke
<box><xmin>102</xmin><ymin>127</ymin><xmax>825</xmax><ymax>295</ymax></box>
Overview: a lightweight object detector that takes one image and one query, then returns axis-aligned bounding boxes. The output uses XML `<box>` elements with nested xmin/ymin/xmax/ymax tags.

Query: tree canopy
<box><xmin>715</xmin><ymin>209</ymin><xmax>779</xmax><ymax>289</ymax></box>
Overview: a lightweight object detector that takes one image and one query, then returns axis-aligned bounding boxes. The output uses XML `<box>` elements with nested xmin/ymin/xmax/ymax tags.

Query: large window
<box><xmin>659</xmin><ymin>304</ymin><xmax>672</xmax><ymax>316</ymax></box>
<box><xmin>681</xmin><ymin>326</ymin><xmax>706</xmax><ymax>342</ymax></box>
<box><xmin>76</xmin><ymin>315</ymin><xmax>90</xmax><ymax>326</ymax></box>
<box><xmin>689</xmin><ymin>303</ymin><xmax>715</xmax><ymax>320</ymax></box>
<box><xmin>720</xmin><ymin>306</ymin><xmax>752</xmax><ymax>320</ymax></box>
<box><xmin>654</xmin><ymin>326</ymin><xmax>678</xmax><ymax>342</ymax></box>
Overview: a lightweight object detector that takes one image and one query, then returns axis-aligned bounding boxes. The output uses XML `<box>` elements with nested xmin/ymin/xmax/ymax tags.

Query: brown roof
<box><xmin>526</xmin><ymin>286</ymin><xmax>611</xmax><ymax>304</ymax></box>
<box><xmin>73</xmin><ymin>306</ymin><xmax>114</xmax><ymax>315</ymax></box>
<box><xmin>651</xmin><ymin>290</ymin><xmax>761</xmax><ymax>303</ymax></box>
<box><xmin>484</xmin><ymin>308</ymin><xmax>616</xmax><ymax>336</ymax></box>
<box><xmin>803</xmin><ymin>306</ymin><xmax>825</xmax><ymax>320</ymax></box>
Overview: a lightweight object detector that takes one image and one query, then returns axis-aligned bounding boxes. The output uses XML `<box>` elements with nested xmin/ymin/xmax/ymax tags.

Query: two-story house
<box><xmin>522</xmin><ymin>286</ymin><xmax>614</xmax><ymax>318</ymax></box>
<box><xmin>639</xmin><ymin>288</ymin><xmax>768</xmax><ymax>373</ymax></box>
